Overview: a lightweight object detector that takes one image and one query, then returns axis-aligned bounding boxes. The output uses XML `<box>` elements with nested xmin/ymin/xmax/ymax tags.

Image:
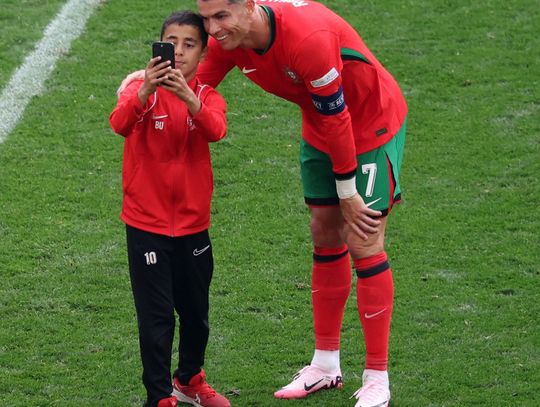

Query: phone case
<box><xmin>152</xmin><ymin>41</ymin><xmax>175</xmax><ymax>69</ymax></box>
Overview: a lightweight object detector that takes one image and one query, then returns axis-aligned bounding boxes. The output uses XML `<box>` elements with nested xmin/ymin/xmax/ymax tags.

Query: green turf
<box><xmin>0</xmin><ymin>0</ymin><xmax>67</xmax><ymax>89</ymax></box>
<box><xmin>0</xmin><ymin>0</ymin><xmax>538</xmax><ymax>406</ymax></box>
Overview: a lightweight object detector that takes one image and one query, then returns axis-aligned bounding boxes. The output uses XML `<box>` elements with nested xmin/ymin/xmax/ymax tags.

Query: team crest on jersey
<box><xmin>283</xmin><ymin>66</ymin><xmax>302</xmax><ymax>84</ymax></box>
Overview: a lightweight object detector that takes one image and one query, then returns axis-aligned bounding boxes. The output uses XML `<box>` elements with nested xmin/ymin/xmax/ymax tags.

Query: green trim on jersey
<box><xmin>256</xmin><ymin>6</ymin><xmax>276</xmax><ymax>55</ymax></box>
<box><xmin>341</xmin><ymin>47</ymin><xmax>370</xmax><ymax>64</ymax></box>
<box><xmin>300</xmin><ymin>118</ymin><xmax>407</xmax><ymax>210</ymax></box>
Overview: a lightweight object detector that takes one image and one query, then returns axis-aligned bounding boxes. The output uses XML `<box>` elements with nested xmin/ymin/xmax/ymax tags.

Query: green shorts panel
<box><xmin>300</xmin><ymin>118</ymin><xmax>407</xmax><ymax>212</ymax></box>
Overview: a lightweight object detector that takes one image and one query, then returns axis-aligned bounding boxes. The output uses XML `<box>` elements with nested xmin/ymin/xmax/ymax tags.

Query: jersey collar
<box><xmin>254</xmin><ymin>5</ymin><xmax>276</xmax><ymax>55</ymax></box>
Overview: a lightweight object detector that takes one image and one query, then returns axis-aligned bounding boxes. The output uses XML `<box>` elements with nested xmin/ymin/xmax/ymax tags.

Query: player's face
<box><xmin>162</xmin><ymin>24</ymin><xmax>206</xmax><ymax>81</ymax></box>
<box><xmin>197</xmin><ymin>0</ymin><xmax>255</xmax><ymax>50</ymax></box>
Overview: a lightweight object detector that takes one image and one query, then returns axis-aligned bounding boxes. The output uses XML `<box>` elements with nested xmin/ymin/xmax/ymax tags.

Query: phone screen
<box><xmin>152</xmin><ymin>41</ymin><xmax>175</xmax><ymax>70</ymax></box>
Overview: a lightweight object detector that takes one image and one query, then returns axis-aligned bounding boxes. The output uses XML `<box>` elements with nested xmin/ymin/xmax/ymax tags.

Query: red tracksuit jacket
<box><xmin>109</xmin><ymin>78</ymin><xmax>227</xmax><ymax>237</ymax></box>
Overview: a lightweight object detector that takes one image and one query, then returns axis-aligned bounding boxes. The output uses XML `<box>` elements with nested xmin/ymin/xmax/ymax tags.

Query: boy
<box><xmin>109</xmin><ymin>11</ymin><xmax>230</xmax><ymax>407</ymax></box>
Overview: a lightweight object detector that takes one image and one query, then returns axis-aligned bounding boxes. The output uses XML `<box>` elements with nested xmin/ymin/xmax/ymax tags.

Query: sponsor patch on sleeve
<box><xmin>310</xmin><ymin>67</ymin><xmax>339</xmax><ymax>88</ymax></box>
<box><xmin>311</xmin><ymin>86</ymin><xmax>345</xmax><ymax>115</ymax></box>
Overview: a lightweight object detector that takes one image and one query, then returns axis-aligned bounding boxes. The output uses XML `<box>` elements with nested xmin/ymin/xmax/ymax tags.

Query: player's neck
<box><xmin>242</xmin><ymin>5</ymin><xmax>271</xmax><ymax>50</ymax></box>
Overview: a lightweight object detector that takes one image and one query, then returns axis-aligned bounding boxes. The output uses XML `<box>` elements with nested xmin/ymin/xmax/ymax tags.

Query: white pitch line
<box><xmin>0</xmin><ymin>0</ymin><xmax>102</xmax><ymax>144</ymax></box>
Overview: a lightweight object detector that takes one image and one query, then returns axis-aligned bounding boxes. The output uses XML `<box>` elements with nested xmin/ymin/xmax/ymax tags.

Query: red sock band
<box><xmin>354</xmin><ymin>252</ymin><xmax>388</xmax><ymax>274</ymax></box>
<box><xmin>355</xmin><ymin>251</ymin><xmax>394</xmax><ymax>370</ymax></box>
<box><xmin>314</xmin><ymin>244</ymin><xmax>348</xmax><ymax>257</ymax></box>
<box><xmin>312</xmin><ymin>245</ymin><xmax>351</xmax><ymax>350</ymax></box>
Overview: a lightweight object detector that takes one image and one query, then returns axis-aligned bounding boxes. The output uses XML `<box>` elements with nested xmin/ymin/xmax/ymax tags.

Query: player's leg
<box><xmin>310</xmin><ymin>205</ymin><xmax>351</xmax><ymax>358</ymax></box>
<box><xmin>303</xmin><ymin>140</ymin><xmax>353</xmax><ymax>367</ymax></box>
<box><xmin>350</xmin><ymin>121</ymin><xmax>406</xmax><ymax>407</ymax></box>
<box><xmin>274</xmin><ymin>141</ymin><xmax>349</xmax><ymax>399</ymax></box>
<box><xmin>126</xmin><ymin>225</ymin><xmax>176</xmax><ymax>407</ymax></box>
<box><xmin>346</xmin><ymin>218</ymin><xmax>392</xmax><ymax>407</ymax></box>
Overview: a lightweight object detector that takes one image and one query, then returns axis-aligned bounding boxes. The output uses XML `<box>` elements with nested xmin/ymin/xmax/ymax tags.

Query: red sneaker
<box><xmin>172</xmin><ymin>369</ymin><xmax>230</xmax><ymax>407</ymax></box>
<box><xmin>157</xmin><ymin>396</ymin><xmax>177</xmax><ymax>407</ymax></box>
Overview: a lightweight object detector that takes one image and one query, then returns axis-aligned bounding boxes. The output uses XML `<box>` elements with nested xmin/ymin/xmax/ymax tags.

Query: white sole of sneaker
<box><xmin>356</xmin><ymin>400</ymin><xmax>389</xmax><ymax>407</ymax></box>
<box><xmin>172</xmin><ymin>389</ymin><xmax>203</xmax><ymax>407</ymax></box>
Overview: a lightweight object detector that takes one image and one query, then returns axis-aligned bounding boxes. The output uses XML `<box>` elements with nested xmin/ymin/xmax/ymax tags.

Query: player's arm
<box><xmin>293</xmin><ymin>32</ymin><xmax>381</xmax><ymax>237</ymax></box>
<box><xmin>293</xmin><ymin>32</ymin><xmax>357</xmax><ymax>175</ymax></box>
<box><xmin>116</xmin><ymin>70</ymin><xmax>145</xmax><ymax>98</ymax></box>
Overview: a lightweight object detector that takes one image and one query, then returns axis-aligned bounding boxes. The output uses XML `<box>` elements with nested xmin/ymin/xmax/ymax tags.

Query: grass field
<box><xmin>0</xmin><ymin>0</ymin><xmax>539</xmax><ymax>406</ymax></box>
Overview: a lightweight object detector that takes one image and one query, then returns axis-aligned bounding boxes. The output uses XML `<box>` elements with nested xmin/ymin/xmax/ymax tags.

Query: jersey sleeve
<box><xmin>109</xmin><ymin>80</ymin><xmax>147</xmax><ymax>137</ymax></box>
<box><xmin>292</xmin><ymin>31</ymin><xmax>357</xmax><ymax>178</ymax></box>
<box><xmin>191</xmin><ymin>86</ymin><xmax>227</xmax><ymax>142</ymax></box>
<box><xmin>196</xmin><ymin>38</ymin><xmax>236</xmax><ymax>88</ymax></box>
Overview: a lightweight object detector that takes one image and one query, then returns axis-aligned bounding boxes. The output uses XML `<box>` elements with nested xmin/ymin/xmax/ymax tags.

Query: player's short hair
<box><xmin>160</xmin><ymin>11</ymin><xmax>209</xmax><ymax>47</ymax></box>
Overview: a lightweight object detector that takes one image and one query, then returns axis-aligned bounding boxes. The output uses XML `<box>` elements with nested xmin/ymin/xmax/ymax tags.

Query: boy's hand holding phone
<box><xmin>137</xmin><ymin>41</ymin><xmax>175</xmax><ymax>104</ymax></box>
<box><xmin>161</xmin><ymin>70</ymin><xmax>201</xmax><ymax>115</ymax></box>
<box><xmin>136</xmin><ymin>41</ymin><xmax>200</xmax><ymax>114</ymax></box>
<box><xmin>137</xmin><ymin>57</ymin><xmax>172</xmax><ymax>105</ymax></box>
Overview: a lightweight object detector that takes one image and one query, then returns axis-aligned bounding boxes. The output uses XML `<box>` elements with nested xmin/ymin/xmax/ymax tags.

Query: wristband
<box><xmin>336</xmin><ymin>177</ymin><xmax>357</xmax><ymax>199</ymax></box>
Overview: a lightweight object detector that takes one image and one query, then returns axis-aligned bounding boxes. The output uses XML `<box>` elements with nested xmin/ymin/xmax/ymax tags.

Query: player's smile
<box><xmin>197</xmin><ymin>0</ymin><xmax>257</xmax><ymax>50</ymax></box>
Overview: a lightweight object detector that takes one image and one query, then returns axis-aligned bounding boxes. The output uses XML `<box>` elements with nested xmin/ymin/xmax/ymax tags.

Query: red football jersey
<box><xmin>109</xmin><ymin>78</ymin><xmax>227</xmax><ymax>237</ymax></box>
<box><xmin>197</xmin><ymin>0</ymin><xmax>407</xmax><ymax>176</ymax></box>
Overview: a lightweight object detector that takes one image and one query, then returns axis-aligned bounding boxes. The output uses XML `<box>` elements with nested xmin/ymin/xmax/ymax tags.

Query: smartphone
<box><xmin>152</xmin><ymin>41</ymin><xmax>175</xmax><ymax>70</ymax></box>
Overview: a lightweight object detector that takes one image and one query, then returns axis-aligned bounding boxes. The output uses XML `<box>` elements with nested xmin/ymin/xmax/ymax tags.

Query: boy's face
<box><xmin>162</xmin><ymin>23</ymin><xmax>206</xmax><ymax>81</ymax></box>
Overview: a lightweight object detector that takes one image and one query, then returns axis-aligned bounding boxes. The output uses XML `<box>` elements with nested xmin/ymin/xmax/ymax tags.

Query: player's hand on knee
<box><xmin>339</xmin><ymin>194</ymin><xmax>381</xmax><ymax>240</ymax></box>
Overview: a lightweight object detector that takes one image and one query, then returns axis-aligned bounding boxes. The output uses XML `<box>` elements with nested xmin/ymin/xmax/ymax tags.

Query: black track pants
<box><xmin>126</xmin><ymin>225</ymin><xmax>213</xmax><ymax>406</ymax></box>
